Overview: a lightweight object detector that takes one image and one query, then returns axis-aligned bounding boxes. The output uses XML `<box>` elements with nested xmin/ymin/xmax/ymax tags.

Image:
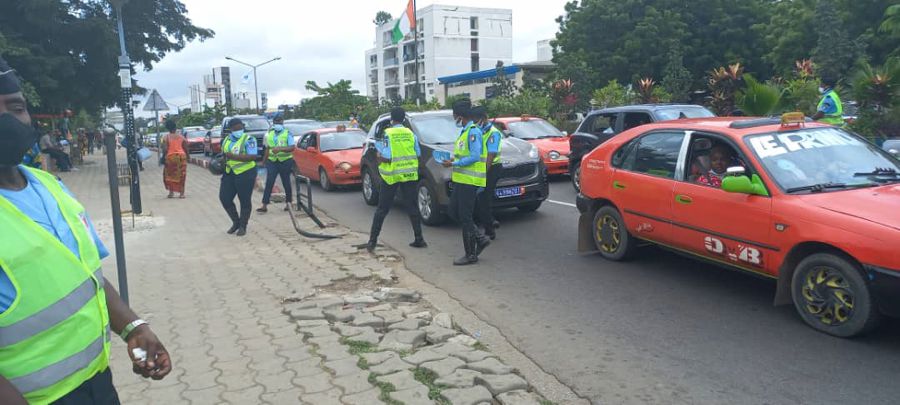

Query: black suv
<box><xmin>361</xmin><ymin>110</ymin><xmax>549</xmax><ymax>226</ymax></box>
<box><xmin>220</xmin><ymin>115</ymin><xmax>271</xmax><ymax>160</ymax></box>
<box><xmin>568</xmin><ymin>104</ymin><xmax>714</xmax><ymax>191</ymax></box>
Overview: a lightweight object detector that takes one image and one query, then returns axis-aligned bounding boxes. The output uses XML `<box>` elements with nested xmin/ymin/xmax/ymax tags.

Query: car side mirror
<box><xmin>562</xmin><ymin>131</ymin><xmax>569</xmax><ymax>137</ymax></box>
<box><xmin>889</xmin><ymin>148</ymin><xmax>899</xmax><ymax>158</ymax></box>
<box><xmin>722</xmin><ymin>174</ymin><xmax>769</xmax><ymax>197</ymax></box>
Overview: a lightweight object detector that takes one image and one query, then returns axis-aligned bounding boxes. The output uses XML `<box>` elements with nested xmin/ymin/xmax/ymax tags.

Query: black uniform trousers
<box><xmin>448</xmin><ymin>182</ymin><xmax>480</xmax><ymax>251</ymax></box>
<box><xmin>262</xmin><ymin>159</ymin><xmax>294</xmax><ymax>205</ymax></box>
<box><xmin>220</xmin><ymin>168</ymin><xmax>257</xmax><ymax>227</ymax></box>
<box><xmin>476</xmin><ymin>163</ymin><xmax>501</xmax><ymax>231</ymax></box>
<box><xmin>51</xmin><ymin>368</ymin><xmax>120</xmax><ymax>405</ymax></box>
<box><xmin>369</xmin><ymin>180</ymin><xmax>423</xmax><ymax>243</ymax></box>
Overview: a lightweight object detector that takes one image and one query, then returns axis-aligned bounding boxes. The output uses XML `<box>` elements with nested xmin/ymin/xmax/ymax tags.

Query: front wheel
<box><xmin>571</xmin><ymin>162</ymin><xmax>582</xmax><ymax>192</ymax></box>
<box><xmin>362</xmin><ymin>168</ymin><xmax>379</xmax><ymax>206</ymax></box>
<box><xmin>791</xmin><ymin>253</ymin><xmax>880</xmax><ymax>338</ymax></box>
<box><xmin>592</xmin><ymin>206</ymin><xmax>636</xmax><ymax>261</ymax></box>
<box><xmin>417</xmin><ymin>182</ymin><xmax>446</xmax><ymax>226</ymax></box>
<box><xmin>517</xmin><ymin>201</ymin><xmax>542</xmax><ymax>212</ymax></box>
<box><xmin>319</xmin><ymin>167</ymin><xmax>334</xmax><ymax>192</ymax></box>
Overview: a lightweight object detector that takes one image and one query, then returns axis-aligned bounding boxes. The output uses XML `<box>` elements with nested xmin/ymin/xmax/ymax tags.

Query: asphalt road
<box><xmin>308</xmin><ymin>176</ymin><xmax>900</xmax><ymax>405</ymax></box>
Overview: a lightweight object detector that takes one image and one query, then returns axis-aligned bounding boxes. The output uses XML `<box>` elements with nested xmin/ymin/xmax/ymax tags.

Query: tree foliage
<box><xmin>297</xmin><ymin>80</ymin><xmax>369</xmax><ymax>121</ymax></box>
<box><xmin>374</xmin><ymin>11</ymin><xmax>393</xmax><ymax>26</ymax></box>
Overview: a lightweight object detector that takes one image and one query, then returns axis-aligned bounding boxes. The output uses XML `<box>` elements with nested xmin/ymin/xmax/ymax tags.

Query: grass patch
<box><xmin>472</xmin><ymin>341</ymin><xmax>489</xmax><ymax>352</ymax></box>
<box><xmin>539</xmin><ymin>400</ymin><xmax>556</xmax><ymax>405</ymax></box>
<box><xmin>397</xmin><ymin>349</ymin><xmax>412</xmax><ymax>358</ymax></box>
<box><xmin>357</xmin><ymin>356</ymin><xmax>369</xmax><ymax>370</ymax></box>
<box><xmin>369</xmin><ymin>373</ymin><xmax>402</xmax><ymax>405</ymax></box>
<box><xmin>413</xmin><ymin>368</ymin><xmax>450</xmax><ymax>404</ymax></box>
<box><xmin>340</xmin><ymin>338</ymin><xmax>378</xmax><ymax>355</ymax></box>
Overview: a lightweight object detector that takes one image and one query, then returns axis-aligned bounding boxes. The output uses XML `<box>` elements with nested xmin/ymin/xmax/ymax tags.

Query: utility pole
<box><xmin>413</xmin><ymin>0</ymin><xmax>421</xmax><ymax>105</ymax></box>
<box><xmin>110</xmin><ymin>0</ymin><xmax>142</xmax><ymax>214</ymax></box>
<box><xmin>225</xmin><ymin>56</ymin><xmax>281</xmax><ymax>114</ymax></box>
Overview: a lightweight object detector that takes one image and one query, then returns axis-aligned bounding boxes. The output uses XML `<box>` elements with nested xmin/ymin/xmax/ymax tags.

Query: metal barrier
<box><xmin>288</xmin><ymin>174</ymin><xmax>339</xmax><ymax>239</ymax></box>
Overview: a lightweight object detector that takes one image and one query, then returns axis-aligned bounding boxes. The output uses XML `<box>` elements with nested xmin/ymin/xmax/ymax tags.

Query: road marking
<box><xmin>547</xmin><ymin>199</ymin><xmax>577</xmax><ymax>208</ymax></box>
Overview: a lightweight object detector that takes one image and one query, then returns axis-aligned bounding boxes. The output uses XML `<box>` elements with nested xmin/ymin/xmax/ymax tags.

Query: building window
<box><xmin>470</xmin><ymin>16</ymin><xmax>478</xmax><ymax>30</ymax></box>
<box><xmin>471</xmin><ymin>39</ymin><xmax>478</xmax><ymax>52</ymax></box>
<box><xmin>471</xmin><ymin>54</ymin><xmax>480</xmax><ymax>72</ymax></box>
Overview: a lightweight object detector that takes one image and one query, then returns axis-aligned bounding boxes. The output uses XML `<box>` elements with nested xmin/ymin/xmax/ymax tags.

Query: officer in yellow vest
<box><xmin>220</xmin><ymin>118</ymin><xmax>259</xmax><ymax>236</ymax></box>
<box><xmin>472</xmin><ymin>106</ymin><xmax>502</xmax><ymax>240</ymax></box>
<box><xmin>366</xmin><ymin>107</ymin><xmax>426</xmax><ymax>253</ymax></box>
<box><xmin>812</xmin><ymin>76</ymin><xmax>845</xmax><ymax>127</ymax></box>
<box><xmin>0</xmin><ymin>56</ymin><xmax>171</xmax><ymax>405</ymax></box>
<box><xmin>442</xmin><ymin>100</ymin><xmax>491</xmax><ymax>265</ymax></box>
<box><xmin>257</xmin><ymin>115</ymin><xmax>294</xmax><ymax>213</ymax></box>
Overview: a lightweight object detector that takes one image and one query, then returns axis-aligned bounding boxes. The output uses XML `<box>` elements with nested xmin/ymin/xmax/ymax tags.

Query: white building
<box><xmin>365</xmin><ymin>5</ymin><xmax>513</xmax><ymax>102</ymax></box>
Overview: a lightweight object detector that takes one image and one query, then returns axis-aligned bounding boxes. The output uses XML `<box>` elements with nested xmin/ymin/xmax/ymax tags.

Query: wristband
<box><xmin>120</xmin><ymin>319</ymin><xmax>149</xmax><ymax>341</ymax></box>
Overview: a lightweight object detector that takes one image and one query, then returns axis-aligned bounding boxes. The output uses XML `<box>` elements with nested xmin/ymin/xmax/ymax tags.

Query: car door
<box><xmin>295</xmin><ymin>133</ymin><xmax>313</xmax><ymax>177</ymax></box>
<box><xmin>671</xmin><ymin>133</ymin><xmax>776</xmax><ymax>276</ymax></box>
<box><xmin>610</xmin><ymin>130</ymin><xmax>687</xmax><ymax>245</ymax></box>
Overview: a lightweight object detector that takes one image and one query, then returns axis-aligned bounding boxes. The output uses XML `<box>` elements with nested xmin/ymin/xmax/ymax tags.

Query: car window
<box><xmin>621</xmin><ymin>131</ymin><xmax>685</xmax><ymax>179</ymax></box>
<box><xmin>654</xmin><ymin>106</ymin><xmax>715</xmax><ymax>121</ymax></box>
<box><xmin>585</xmin><ymin>114</ymin><xmax>616</xmax><ymax>136</ymax></box>
<box><xmin>308</xmin><ymin>134</ymin><xmax>318</xmax><ymax>148</ymax></box>
<box><xmin>623</xmin><ymin>113</ymin><xmax>653</xmax><ymax>131</ymax></box>
<box><xmin>685</xmin><ymin>135</ymin><xmax>751</xmax><ymax>186</ymax></box>
<box><xmin>612</xmin><ymin>139</ymin><xmax>639</xmax><ymax>168</ymax></box>
<box><xmin>298</xmin><ymin>133</ymin><xmax>311</xmax><ymax>149</ymax></box>
<box><xmin>320</xmin><ymin>131</ymin><xmax>367</xmax><ymax>152</ymax></box>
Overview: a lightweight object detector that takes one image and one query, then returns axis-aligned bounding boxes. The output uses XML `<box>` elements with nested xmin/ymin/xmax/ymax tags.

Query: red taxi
<box><xmin>293</xmin><ymin>128</ymin><xmax>366</xmax><ymax>191</ymax></box>
<box><xmin>576</xmin><ymin>114</ymin><xmax>900</xmax><ymax>337</ymax></box>
<box><xmin>492</xmin><ymin>116</ymin><xmax>571</xmax><ymax>175</ymax></box>
<box><xmin>183</xmin><ymin>129</ymin><xmax>208</xmax><ymax>154</ymax></box>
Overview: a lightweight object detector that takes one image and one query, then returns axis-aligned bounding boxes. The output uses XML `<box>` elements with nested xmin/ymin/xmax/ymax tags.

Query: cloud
<box><xmin>133</xmin><ymin>0</ymin><xmax>567</xmax><ymax>116</ymax></box>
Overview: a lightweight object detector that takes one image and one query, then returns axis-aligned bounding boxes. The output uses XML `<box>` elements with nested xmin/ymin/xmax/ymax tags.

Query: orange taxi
<box><xmin>292</xmin><ymin>127</ymin><xmax>367</xmax><ymax>191</ymax></box>
<box><xmin>492</xmin><ymin>116</ymin><xmax>571</xmax><ymax>175</ymax></box>
<box><xmin>576</xmin><ymin>113</ymin><xmax>900</xmax><ymax>337</ymax></box>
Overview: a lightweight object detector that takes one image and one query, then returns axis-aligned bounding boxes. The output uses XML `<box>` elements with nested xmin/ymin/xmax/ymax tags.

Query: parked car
<box><xmin>293</xmin><ymin>128</ymin><xmax>367</xmax><ymax>191</ymax></box>
<box><xmin>183</xmin><ymin>129</ymin><xmax>208</xmax><ymax>154</ymax></box>
<box><xmin>569</xmin><ymin>104</ymin><xmax>715</xmax><ymax>191</ymax></box>
<box><xmin>361</xmin><ymin>110</ymin><xmax>549</xmax><ymax>226</ymax></box>
<box><xmin>492</xmin><ymin>116</ymin><xmax>571</xmax><ymax>176</ymax></box>
<box><xmin>320</xmin><ymin>120</ymin><xmax>352</xmax><ymax>129</ymax></box>
<box><xmin>220</xmin><ymin>115</ymin><xmax>271</xmax><ymax>160</ymax></box>
<box><xmin>204</xmin><ymin>128</ymin><xmax>222</xmax><ymax>156</ymax></box>
<box><xmin>284</xmin><ymin>119</ymin><xmax>325</xmax><ymax>138</ymax></box>
<box><xmin>576</xmin><ymin>114</ymin><xmax>900</xmax><ymax>337</ymax></box>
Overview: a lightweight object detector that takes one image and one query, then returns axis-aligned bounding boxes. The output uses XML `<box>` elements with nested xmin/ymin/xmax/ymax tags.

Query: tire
<box><xmin>517</xmin><ymin>201</ymin><xmax>542</xmax><ymax>212</ymax></box>
<box><xmin>319</xmin><ymin>167</ymin><xmax>334</xmax><ymax>192</ymax></box>
<box><xmin>592</xmin><ymin>205</ymin><xmax>637</xmax><ymax>261</ymax></box>
<box><xmin>362</xmin><ymin>168</ymin><xmax>379</xmax><ymax>206</ymax></box>
<box><xmin>417</xmin><ymin>181</ymin><xmax>446</xmax><ymax>226</ymax></box>
<box><xmin>791</xmin><ymin>253</ymin><xmax>881</xmax><ymax>338</ymax></box>
<box><xmin>571</xmin><ymin>162</ymin><xmax>582</xmax><ymax>192</ymax></box>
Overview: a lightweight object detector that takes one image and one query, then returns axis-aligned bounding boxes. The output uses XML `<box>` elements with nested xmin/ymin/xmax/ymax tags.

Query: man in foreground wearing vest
<box><xmin>220</xmin><ymin>118</ymin><xmax>259</xmax><ymax>236</ymax></box>
<box><xmin>442</xmin><ymin>101</ymin><xmax>491</xmax><ymax>265</ymax></box>
<box><xmin>0</xmin><ymin>57</ymin><xmax>171</xmax><ymax>405</ymax></box>
<box><xmin>812</xmin><ymin>76</ymin><xmax>845</xmax><ymax>127</ymax></box>
<box><xmin>472</xmin><ymin>106</ymin><xmax>502</xmax><ymax>240</ymax></box>
<box><xmin>366</xmin><ymin>107</ymin><xmax>427</xmax><ymax>253</ymax></box>
<box><xmin>257</xmin><ymin>115</ymin><xmax>295</xmax><ymax>213</ymax></box>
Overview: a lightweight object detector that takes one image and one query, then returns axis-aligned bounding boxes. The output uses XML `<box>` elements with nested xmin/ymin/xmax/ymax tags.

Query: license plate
<box><xmin>495</xmin><ymin>186</ymin><xmax>524</xmax><ymax>198</ymax></box>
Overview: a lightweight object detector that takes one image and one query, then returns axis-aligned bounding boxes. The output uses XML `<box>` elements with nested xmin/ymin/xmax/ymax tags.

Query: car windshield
<box><xmin>185</xmin><ymin>130</ymin><xmax>206</xmax><ymax>139</ymax></box>
<box><xmin>241</xmin><ymin>118</ymin><xmax>270</xmax><ymax>131</ymax></box>
<box><xmin>506</xmin><ymin>119</ymin><xmax>565</xmax><ymax>139</ymax></box>
<box><xmin>654</xmin><ymin>106</ymin><xmax>716</xmax><ymax>121</ymax></box>
<box><xmin>746</xmin><ymin>127</ymin><xmax>900</xmax><ymax>193</ymax></box>
<box><xmin>320</xmin><ymin>131</ymin><xmax>367</xmax><ymax>152</ymax></box>
<box><xmin>285</xmin><ymin>122</ymin><xmax>325</xmax><ymax>134</ymax></box>
<box><xmin>321</xmin><ymin>121</ymin><xmax>351</xmax><ymax>128</ymax></box>
<box><xmin>410</xmin><ymin>114</ymin><xmax>460</xmax><ymax>144</ymax></box>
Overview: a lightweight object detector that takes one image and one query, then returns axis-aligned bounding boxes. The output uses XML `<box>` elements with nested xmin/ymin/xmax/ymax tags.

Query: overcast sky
<box><xmin>134</xmin><ymin>0</ymin><xmax>568</xmax><ymax>116</ymax></box>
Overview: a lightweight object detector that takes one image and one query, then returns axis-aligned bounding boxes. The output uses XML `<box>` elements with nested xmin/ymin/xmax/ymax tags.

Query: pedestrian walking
<box><xmin>160</xmin><ymin>120</ymin><xmax>187</xmax><ymax>198</ymax></box>
<box><xmin>39</xmin><ymin>130</ymin><xmax>73</xmax><ymax>172</ymax></box>
<box><xmin>87</xmin><ymin>128</ymin><xmax>95</xmax><ymax>154</ymax></box>
<box><xmin>258</xmin><ymin>115</ymin><xmax>294</xmax><ymax>213</ymax></box>
<box><xmin>472</xmin><ymin>106</ymin><xmax>502</xmax><ymax>240</ymax></box>
<box><xmin>813</xmin><ymin>76</ymin><xmax>845</xmax><ymax>127</ymax></box>
<box><xmin>442</xmin><ymin>100</ymin><xmax>490</xmax><ymax>265</ymax></box>
<box><xmin>366</xmin><ymin>107</ymin><xmax>427</xmax><ymax>253</ymax></box>
<box><xmin>0</xmin><ymin>55</ymin><xmax>172</xmax><ymax>405</ymax></box>
<box><xmin>219</xmin><ymin>118</ymin><xmax>258</xmax><ymax>236</ymax></box>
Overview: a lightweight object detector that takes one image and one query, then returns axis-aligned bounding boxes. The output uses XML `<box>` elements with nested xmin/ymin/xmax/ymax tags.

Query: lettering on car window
<box><xmin>750</xmin><ymin>130</ymin><xmax>858</xmax><ymax>159</ymax></box>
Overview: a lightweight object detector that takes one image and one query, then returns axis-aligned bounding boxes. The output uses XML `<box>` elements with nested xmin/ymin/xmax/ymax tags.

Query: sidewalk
<box><xmin>58</xmin><ymin>153</ymin><xmax>580</xmax><ymax>404</ymax></box>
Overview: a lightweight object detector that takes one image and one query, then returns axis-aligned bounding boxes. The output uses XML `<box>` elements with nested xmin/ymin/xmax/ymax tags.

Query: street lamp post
<box><xmin>225</xmin><ymin>56</ymin><xmax>281</xmax><ymax>114</ymax></box>
<box><xmin>109</xmin><ymin>0</ymin><xmax>142</xmax><ymax>216</ymax></box>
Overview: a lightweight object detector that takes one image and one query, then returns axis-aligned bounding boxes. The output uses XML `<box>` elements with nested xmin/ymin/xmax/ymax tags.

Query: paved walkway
<box><xmin>58</xmin><ymin>153</ymin><xmax>560</xmax><ymax>404</ymax></box>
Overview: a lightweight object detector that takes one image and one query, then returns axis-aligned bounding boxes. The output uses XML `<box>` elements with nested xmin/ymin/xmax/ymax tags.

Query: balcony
<box><xmin>384</xmin><ymin>79</ymin><xmax>400</xmax><ymax>88</ymax></box>
<box><xmin>383</xmin><ymin>57</ymin><xmax>399</xmax><ymax>67</ymax></box>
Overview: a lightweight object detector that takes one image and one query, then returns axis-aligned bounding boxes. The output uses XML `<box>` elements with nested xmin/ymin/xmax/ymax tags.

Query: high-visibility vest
<box><xmin>0</xmin><ymin>167</ymin><xmax>110</xmax><ymax>405</ymax></box>
<box><xmin>265</xmin><ymin>129</ymin><xmax>292</xmax><ymax>162</ymax></box>
<box><xmin>817</xmin><ymin>89</ymin><xmax>845</xmax><ymax>126</ymax></box>
<box><xmin>482</xmin><ymin>126</ymin><xmax>503</xmax><ymax>165</ymax></box>
<box><xmin>378</xmin><ymin>127</ymin><xmax>420</xmax><ymax>185</ymax></box>
<box><xmin>222</xmin><ymin>133</ymin><xmax>256</xmax><ymax>175</ymax></box>
<box><xmin>451</xmin><ymin>124</ymin><xmax>487</xmax><ymax>187</ymax></box>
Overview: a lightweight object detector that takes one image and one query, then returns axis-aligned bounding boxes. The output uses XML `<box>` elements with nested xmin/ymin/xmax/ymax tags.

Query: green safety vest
<box><xmin>817</xmin><ymin>89</ymin><xmax>845</xmax><ymax>126</ymax></box>
<box><xmin>378</xmin><ymin>127</ymin><xmax>420</xmax><ymax>185</ymax></box>
<box><xmin>222</xmin><ymin>133</ymin><xmax>256</xmax><ymax>175</ymax></box>
<box><xmin>482</xmin><ymin>126</ymin><xmax>503</xmax><ymax>165</ymax></box>
<box><xmin>0</xmin><ymin>167</ymin><xmax>110</xmax><ymax>405</ymax></box>
<box><xmin>265</xmin><ymin>129</ymin><xmax>292</xmax><ymax>162</ymax></box>
<box><xmin>451</xmin><ymin>124</ymin><xmax>487</xmax><ymax>187</ymax></box>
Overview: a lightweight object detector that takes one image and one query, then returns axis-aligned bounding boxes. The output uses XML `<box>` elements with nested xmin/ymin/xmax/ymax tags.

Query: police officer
<box><xmin>220</xmin><ymin>118</ymin><xmax>259</xmax><ymax>236</ymax></box>
<box><xmin>0</xmin><ymin>56</ymin><xmax>171</xmax><ymax>404</ymax></box>
<box><xmin>443</xmin><ymin>100</ymin><xmax>490</xmax><ymax>265</ymax></box>
<box><xmin>367</xmin><ymin>107</ymin><xmax>426</xmax><ymax>253</ymax></box>
<box><xmin>258</xmin><ymin>115</ymin><xmax>294</xmax><ymax>213</ymax></box>
<box><xmin>812</xmin><ymin>76</ymin><xmax>845</xmax><ymax>127</ymax></box>
<box><xmin>472</xmin><ymin>106</ymin><xmax>502</xmax><ymax>240</ymax></box>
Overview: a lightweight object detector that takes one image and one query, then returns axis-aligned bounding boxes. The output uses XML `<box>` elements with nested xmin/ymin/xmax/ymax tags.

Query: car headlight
<box><xmin>548</xmin><ymin>150</ymin><xmax>562</xmax><ymax>161</ymax></box>
<box><xmin>337</xmin><ymin>162</ymin><xmax>352</xmax><ymax>172</ymax></box>
<box><xmin>528</xmin><ymin>145</ymin><xmax>540</xmax><ymax>159</ymax></box>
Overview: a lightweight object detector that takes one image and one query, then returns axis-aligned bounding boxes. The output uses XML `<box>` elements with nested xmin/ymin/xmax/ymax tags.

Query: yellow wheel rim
<box><xmin>595</xmin><ymin>214</ymin><xmax>621</xmax><ymax>253</ymax></box>
<box><xmin>800</xmin><ymin>267</ymin><xmax>855</xmax><ymax>326</ymax></box>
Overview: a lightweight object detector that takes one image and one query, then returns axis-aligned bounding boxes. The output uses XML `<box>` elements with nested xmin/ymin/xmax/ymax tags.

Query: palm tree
<box><xmin>880</xmin><ymin>5</ymin><xmax>900</xmax><ymax>35</ymax></box>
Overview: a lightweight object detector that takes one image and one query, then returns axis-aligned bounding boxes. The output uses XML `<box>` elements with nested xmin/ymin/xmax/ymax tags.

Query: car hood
<box><xmin>429</xmin><ymin>137</ymin><xmax>538</xmax><ymax>165</ymax></box>
<box><xmin>322</xmin><ymin>148</ymin><xmax>363</xmax><ymax>163</ymax></box>
<box><xmin>801</xmin><ymin>184</ymin><xmax>900</xmax><ymax>232</ymax></box>
<box><xmin>526</xmin><ymin>136</ymin><xmax>571</xmax><ymax>154</ymax></box>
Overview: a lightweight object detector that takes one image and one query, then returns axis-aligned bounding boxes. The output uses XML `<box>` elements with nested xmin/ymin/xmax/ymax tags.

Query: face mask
<box><xmin>273</xmin><ymin>124</ymin><xmax>284</xmax><ymax>132</ymax></box>
<box><xmin>231</xmin><ymin>129</ymin><xmax>244</xmax><ymax>138</ymax></box>
<box><xmin>819</xmin><ymin>87</ymin><xmax>826</xmax><ymax>94</ymax></box>
<box><xmin>0</xmin><ymin>113</ymin><xmax>37</xmax><ymax>167</ymax></box>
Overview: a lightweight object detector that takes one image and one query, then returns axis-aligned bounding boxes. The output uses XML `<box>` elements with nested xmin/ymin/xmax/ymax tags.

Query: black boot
<box><xmin>227</xmin><ymin>223</ymin><xmax>240</xmax><ymax>234</ymax></box>
<box><xmin>453</xmin><ymin>230</ymin><xmax>478</xmax><ymax>266</ymax></box>
<box><xmin>366</xmin><ymin>239</ymin><xmax>377</xmax><ymax>253</ymax></box>
<box><xmin>475</xmin><ymin>232</ymin><xmax>491</xmax><ymax>256</ymax></box>
<box><xmin>409</xmin><ymin>214</ymin><xmax>426</xmax><ymax>248</ymax></box>
<box><xmin>225</xmin><ymin>206</ymin><xmax>241</xmax><ymax>234</ymax></box>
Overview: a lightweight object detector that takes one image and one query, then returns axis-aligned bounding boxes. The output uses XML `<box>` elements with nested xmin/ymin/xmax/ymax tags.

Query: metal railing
<box><xmin>288</xmin><ymin>174</ymin><xmax>339</xmax><ymax>239</ymax></box>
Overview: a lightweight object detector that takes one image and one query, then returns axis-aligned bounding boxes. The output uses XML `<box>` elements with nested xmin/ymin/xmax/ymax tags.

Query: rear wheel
<box><xmin>417</xmin><ymin>181</ymin><xmax>446</xmax><ymax>226</ymax></box>
<box><xmin>517</xmin><ymin>201</ymin><xmax>542</xmax><ymax>212</ymax></box>
<box><xmin>571</xmin><ymin>162</ymin><xmax>582</xmax><ymax>192</ymax></box>
<box><xmin>592</xmin><ymin>206</ymin><xmax>636</xmax><ymax>261</ymax></box>
<box><xmin>362</xmin><ymin>168</ymin><xmax>379</xmax><ymax>206</ymax></box>
<box><xmin>791</xmin><ymin>253</ymin><xmax>880</xmax><ymax>338</ymax></box>
<box><xmin>319</xmin><ymin>167</ymin><xmax>334</xmax><ymax>192</ymax></box>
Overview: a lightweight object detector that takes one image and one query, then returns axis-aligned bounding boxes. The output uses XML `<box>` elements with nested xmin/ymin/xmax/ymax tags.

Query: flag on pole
<box><xmin>241</xmin><ymin>70</ymin><xmax>252</xmax><ymax>84</ymax></box>
<box><xmin>391</xmin><ymin>0</ymin><xmax>416</xmax><ymax>44</ymax></box>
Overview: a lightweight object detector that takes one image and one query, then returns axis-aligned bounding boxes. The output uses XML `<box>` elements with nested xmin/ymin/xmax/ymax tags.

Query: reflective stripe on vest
<box><xmin>222</xmin><ymin>134</ymin><xmax>256</xmax><ymax>174</ymax></box>
<box><xmin>451</xmin><ymin>124</ymin><xmax>488</xmax><ymax>187</ymax></box>
<box><xmin>266</xmin><ymin>130</ymin><xmax>292</xmax><ymax>162</ymax></box>
<box><xmin>0</xmin><ymin>167</ymin><xmax>110</xmax><ymax>404</ymax></box>
<box><xmin>379</xmin><ymin>127</ymin><xmax>420</xmax><ymax>185</ymax></box>
<box><xmin>483</xmin><ymin>127</ymin><xmax>503</xmax><ymax>165</ymax></box>
<box><xmin>818</xmin><ymin>90</ymin><xmax>845</xmax><ymax>126</ymax></box>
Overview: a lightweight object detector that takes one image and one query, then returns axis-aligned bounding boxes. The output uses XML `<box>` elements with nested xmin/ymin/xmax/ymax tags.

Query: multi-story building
<box><xmin>365</xmin><ymin>5</ymin><xmax>513</xmax><ymax>102</ymax></box>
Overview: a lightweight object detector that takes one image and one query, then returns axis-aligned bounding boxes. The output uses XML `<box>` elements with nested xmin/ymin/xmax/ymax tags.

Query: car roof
<box><xmin>589</xmin><ymin>104</ymin><xmax>708</xmax><ymax>114</ymax></box>
<box><xmin>310</xmin><ymin>128</ymin><xmax>366</xmax><ymax>135</ymax></box>
<box><xmin>493</xmin><ymin>116</ymin><xmax>551</xmax><ymax>123</ymax></box>
<box><xmin>633</xmin><ymin>117</ymin><xmax>835</xmax><ymax>139</ymax></box>
<box><xmin>376</xmin><ymin>109</ymin><xmax>452</xmax><ymax>121</ymax></box>
<box><xmin>285</xmin><ymin>119</ymin><xmax>318</xmax><ymax>123</ymax></box>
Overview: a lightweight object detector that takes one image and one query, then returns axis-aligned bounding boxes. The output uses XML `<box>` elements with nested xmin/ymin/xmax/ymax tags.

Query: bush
<box><xmin>482</xmin><ymin>89</ymin><xmax>552</xmax><ymax>118</ymax></box>
<box><xmin>591</xmin><ymin>80</ymin><xmax>636</xmax><ymax>108</ymax></box>
<box><xmin>737</xmin><ymin>75</ymin><xmax>782</xmax><ymax>116</ymax></box>
<box><xmin>779</xmin><ymin>78</ymin><xmax>821</xmax><ymax>116</ymax></box>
